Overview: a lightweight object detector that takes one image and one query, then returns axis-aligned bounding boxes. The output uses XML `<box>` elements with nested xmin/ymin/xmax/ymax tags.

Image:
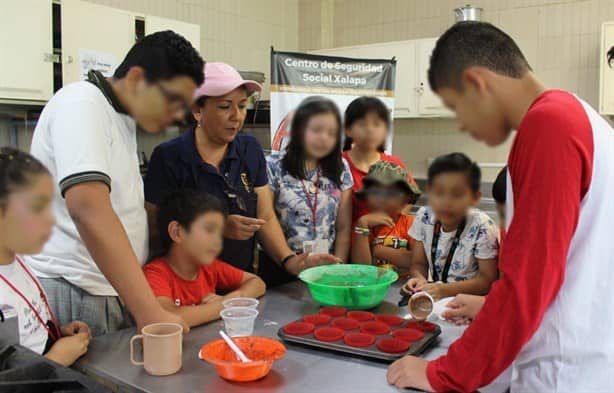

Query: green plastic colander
<box><xmin>298</xmin><ymin>264</ymin><xmax>398</xmax><ymax>310</ymax></box>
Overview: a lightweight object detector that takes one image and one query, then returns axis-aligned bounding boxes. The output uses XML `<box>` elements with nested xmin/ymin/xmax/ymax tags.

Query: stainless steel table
<box><xmin>76</xmin><ymin>281</ymin><xmax>502</xmax><ymax>393</ymax></box>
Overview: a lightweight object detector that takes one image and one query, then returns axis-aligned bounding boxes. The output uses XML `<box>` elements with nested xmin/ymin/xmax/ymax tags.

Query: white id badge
<box><xmin>313</xmin><ymin>239</ymin><xmax>329</xmax><ymax>254</ymax></box>
<box><xmin>302</xmin><ymin>240</ymin><xmax>314</xmax><ymax>254</ymax></box>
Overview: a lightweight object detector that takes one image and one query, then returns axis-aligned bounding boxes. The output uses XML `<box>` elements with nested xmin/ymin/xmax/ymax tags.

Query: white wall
<box><xmin>300</xmin><ymin>0</ymin><xmax>614</xmax><ymax>179</ymax></box>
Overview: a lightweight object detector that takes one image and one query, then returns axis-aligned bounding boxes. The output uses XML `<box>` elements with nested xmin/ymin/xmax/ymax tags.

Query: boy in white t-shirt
<box><xmin>26</xmin><ymin>31</ymin><xmax>204</xmax><ymax>335</ymax></box>
<box><xmin>0</xmin><ymin>148</ymin><xmax>89</xmax><ymax>366</ymax></box>
<box><xmin>403</xmin><ymin>153</ymin><xmax>499</xmax><ymax>301</ymax></box>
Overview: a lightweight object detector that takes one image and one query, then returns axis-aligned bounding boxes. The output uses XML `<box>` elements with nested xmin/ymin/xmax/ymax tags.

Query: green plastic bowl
<box><xmin>298</xmin><ymin>264</ymin><xmax>398</xmax><ymax>310</ymax></box>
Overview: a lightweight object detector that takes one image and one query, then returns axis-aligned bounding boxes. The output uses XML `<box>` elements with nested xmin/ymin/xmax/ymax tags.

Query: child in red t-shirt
<box><xmin>341</xmin><ymin>96</ymin><xmax>418</xmax><ymax>225</ymax></box>
<box><xmin>351</xmin><ymin>161</ymin><xmax>421</xmax><ymax>270</ymax></box>
<box><xmin>144</xmin><ymin>190</ymin><xmax>265</xmax><ymax>328</ymax></box>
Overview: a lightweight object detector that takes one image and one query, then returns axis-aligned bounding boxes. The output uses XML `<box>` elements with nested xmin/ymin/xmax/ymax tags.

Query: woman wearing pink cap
<box><xmin>144</xmin><ymin>62</ymin><xmax>340</xmax><ymax>278</ymax></box>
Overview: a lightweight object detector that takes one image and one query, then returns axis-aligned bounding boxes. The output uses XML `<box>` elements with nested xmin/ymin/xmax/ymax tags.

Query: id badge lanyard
<box><xmin>300</xmin><ymin>169</ymin><xmax>321</xmax><ymax>238</ymax></box>
<box><xmin>430</xmin><ymin>219</ymin><xmax>466</xmax><ymax>283</ymax></box>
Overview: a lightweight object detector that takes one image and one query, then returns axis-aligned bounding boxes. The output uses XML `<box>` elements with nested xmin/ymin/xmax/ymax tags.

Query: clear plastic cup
<box><xmin>220</xmin><ymin>307</ymin><xmax>259</xmax><ymax>337</ymax></box>
<box><xmin>222</xmin><ymin>297</ymin><xmax>259</xmax><ymax>309</ymax></box>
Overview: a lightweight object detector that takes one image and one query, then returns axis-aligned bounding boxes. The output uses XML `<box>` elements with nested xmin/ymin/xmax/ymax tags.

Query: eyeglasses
<box><xmin>155</xmin><ymin>83</ymin><xmax>191</xmax><ymax>115</ymax></box>
<box><xmin>364</xmin><ymin>189</ymin><xmax>407</xmax><ymax>199</ymax></box>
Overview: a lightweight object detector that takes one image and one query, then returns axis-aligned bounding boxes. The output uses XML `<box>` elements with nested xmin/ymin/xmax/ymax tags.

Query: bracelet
<box><xmin>354</xmin><ymin>226</ymin><xmax>370</xmax><ymax>236</ymax></box>
<box><xmin>280</xmin><ymin>253</ymin><xmax>296</xmax><ymax>272</ymax></box>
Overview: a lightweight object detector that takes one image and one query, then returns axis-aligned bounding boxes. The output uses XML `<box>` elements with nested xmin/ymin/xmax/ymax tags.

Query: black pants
<box><xmin>257</xmin><ymin>251</ymin><xmax>296</xmax><ymax>288</ymax></box>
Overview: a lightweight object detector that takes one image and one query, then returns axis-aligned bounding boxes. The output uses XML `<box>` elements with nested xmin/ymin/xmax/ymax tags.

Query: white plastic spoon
<box><xmin>219</xmin><ymin>330</ymin><xmax>251</xmax><ymax>363</ymax></box>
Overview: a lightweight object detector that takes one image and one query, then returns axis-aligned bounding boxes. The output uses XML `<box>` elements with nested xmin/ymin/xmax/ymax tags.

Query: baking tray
<box><xmin>277</xmin><ymin>318</ymin><xmax>441</xmax><ymax>362</ymax></box>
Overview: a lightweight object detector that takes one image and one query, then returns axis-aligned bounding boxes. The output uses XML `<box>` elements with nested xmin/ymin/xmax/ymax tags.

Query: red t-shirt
<box><xmin>143</xmin><ymin>258</ymin><xmax>244</xmax><ymax>306</ymax></box>
<box><xmin>426</xmin><ymin>90</ymin><xmax>595</xmax><ymax>392</ymax></box>
<box><xmin>342</xmin><ymin>151</ymin><xmax>416</xmax><ymax>225</ymax></box>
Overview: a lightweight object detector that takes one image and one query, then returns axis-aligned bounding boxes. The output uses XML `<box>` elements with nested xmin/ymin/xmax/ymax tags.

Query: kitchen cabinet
<box><xmin>61</xmin><ymin>0</ymin><xmax>134</xmax><ymax>85</ymax></box>
<box><xmin>313</xmin><ymin>38</ymin><xmax>450</xmax><ymax>118</ymax></box>
<box><xmin>0</xmin><ymin>0</ymin><xmax>200</xmax><ymax>103</ymax></box>
<box><xmin>415</xmin><ymin>37</ymin><xmax>452</xmax><ymax>117</ymax></box>
<box><xmin>600</xmin><ymin>22</ymin><xmax>614</xmax><ymax>115</ymax></box>
<box><xmin>0</xmin><ymin>0</ymin><xmax>53</xmax><ymax>102</ymax></box>
<box><xmin>145</xmin><ymin>15</ymin><xmax>201</xmax><ymax>53</ymax></box>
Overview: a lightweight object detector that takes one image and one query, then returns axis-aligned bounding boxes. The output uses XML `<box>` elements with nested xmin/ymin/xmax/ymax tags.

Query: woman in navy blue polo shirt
<box><xmin>144</xmin><ymin>62</ymin><xmax>340</xmax><ymax>276</ymax></box>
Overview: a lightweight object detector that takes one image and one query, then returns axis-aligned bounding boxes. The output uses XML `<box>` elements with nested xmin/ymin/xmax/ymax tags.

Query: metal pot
<box><xmin>454</xmin><ymin>4</ymin><xmax>483</xmax><ymax>22</ymax></box>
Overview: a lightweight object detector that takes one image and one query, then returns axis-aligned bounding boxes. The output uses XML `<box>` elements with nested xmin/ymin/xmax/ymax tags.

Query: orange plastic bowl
<box><xmin>199</xmin><ymin>336</ymin><xmax>286</xmax><ymax>382</ymax></box>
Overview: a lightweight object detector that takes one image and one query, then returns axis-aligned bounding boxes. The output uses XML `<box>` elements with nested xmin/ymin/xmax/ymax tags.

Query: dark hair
<box><xmin>186</xmin><ymin>86</ymin><xmax>250</xmax><ymax>128</ymax></box>
<box><xmin>343</xmin><ymin>96</ymin><xmax>390</xmax><ymax>152</ymax></box>
<box><xmin>428</xmin><ymin>22</ymin><xmax>531</xmax><ymax>91</ymax></box>
<box><xmin>281</xmin><ymin>97</ymin><xmax>344</xmax><ymax>187</ymax></box>
<box><xmin>427</xmin><ymin>152</ymin><xmax>481</xmax><ymax>192</ymax></box>
<box><xmin>0</xmin><ymin>147</ymin><xmax>50</xmax><ymax>209</ymax></box>
<box><xmin>156</xmin><ymin>189</ymin><xmax>226</xmax><ymax>255</ymax></box>
<box><xmin>608</xmin><ymin>46</ymin><xmax>614</xmax><ymax>68</ymax></box>
<box><xmin>114</xmin><ymin>30</ymin><xmax>204</xmax><ymax>86</ymax></box>
<box><xmin>492</xmin><ymin>166</ymin><xmax>507</xmax><ymax>204</ymax></box>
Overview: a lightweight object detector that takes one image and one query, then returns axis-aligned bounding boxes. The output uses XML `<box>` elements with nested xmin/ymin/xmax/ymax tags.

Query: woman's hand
<box><xmin>61</xmin><ymin>321</ymin><xmax>91</xmax><ymax>338</ymax></box>
<box><xmin>442</xmin><ymin>294</ymin><xmax>486</xmax><ymax>324</ymax></box>
<box><xmin>284</xmin><ymin>253</ymin><xmax>342</xmax><ymax>276</ymax></box>
<box><xmin>356</xmin><ymin>213</ymin><xmax>395</xmax><ymax>229</ymax></box>
<box><xmin>45</xmin><ymin>332</ymin><xmax>90</xmax><ymax>367</ymax></box>
<box><xmin>224</xmin><ymin>215</ymin><xmax>266</xmax><ymax>240</ymax></box>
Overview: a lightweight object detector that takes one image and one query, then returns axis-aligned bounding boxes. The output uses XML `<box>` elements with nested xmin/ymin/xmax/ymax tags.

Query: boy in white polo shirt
<box><xmin>27</xmin><ymin>31</ymin><xmax>204</xmax><ymax>336</ymax></box>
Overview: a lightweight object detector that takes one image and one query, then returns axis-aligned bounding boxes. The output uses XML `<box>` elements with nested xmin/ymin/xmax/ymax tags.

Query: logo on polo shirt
<box><xmin>240</xmin><ymin>173</ymin><xmax>251</xmax><ymax>192</ymax></box>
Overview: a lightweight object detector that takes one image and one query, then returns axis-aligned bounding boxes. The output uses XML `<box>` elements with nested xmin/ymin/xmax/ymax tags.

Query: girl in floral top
<box><xmin>264</xmin><ymin>97</ymin><xmax>353</xmax><ymax>285</ymax></box>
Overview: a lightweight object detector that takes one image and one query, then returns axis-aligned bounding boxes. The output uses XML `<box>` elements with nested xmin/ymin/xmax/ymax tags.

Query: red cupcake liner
<box><xmin>377</xmin><ymin>338</ymin><xmax>410</xmax><ymax>354</ymax></box>
<box><xmin>392</xmin><ymin>328</ymin><xmax>424</xmax><ymax>342</ymax></box>
<box><xmin>320</xmin><ymin>306</ymin><xmax>347</xmax><ymax>317</ymax></box>
<box><xmin>347</xmin><ymin>311</ymin><xmax>375</xmax><ymax>321</ymax></box>
<box><xmin>375</xmin><ymin>314</ymin><xmax>404</xmax><ymax>327</ymax></box>
<box><xmin>303</xmin><ymin>314</ymin><xmax>332</xmax><ymax>325</ymax></box>
<box><xmin>283</xmin><ymin>321</ymin><xmax>315</xmax><ymax>336</ymax></box>
<box><xmin>332</xmin><ymin>317</ymin><xmax>360</xmax><ymax>331</ymax></box>
<box><xmin>344</xmin><ymin>333</ymin><xmax>375</xmax><ymax>348</ymax></box>
<box><xmin>406</xmin><ymin>320</ymin><xmax>437</xmax><ymax>332</ymax></box>
<box><xmin>360</xmin><ymin>321</ymin><xmax>390</xmax><ymax>335</ymax></box>
<box><xmin>313</xmin><ymin>327</ymin><xmax>345</xmax><ymax>342</ymax></box>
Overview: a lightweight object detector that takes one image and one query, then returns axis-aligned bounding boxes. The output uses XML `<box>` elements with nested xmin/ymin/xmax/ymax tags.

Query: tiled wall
<box><xmin>1</xmin><ymin>0</ymin><xmax>299</xmax><ymax>156</ymax></box>
<box><xmin>299</xmin><ymin>0</ymin><xmax>614</xmax><ymax>179</ymax></box>
<box><xmin>88</xmin><ymin>0</ymin><xmax>298</xmax><ymax>99</ymax></box>
<box><xmin>80</xmin><ymin>0</ymin><xmax>299</xmax><ymax>156</ymax></box>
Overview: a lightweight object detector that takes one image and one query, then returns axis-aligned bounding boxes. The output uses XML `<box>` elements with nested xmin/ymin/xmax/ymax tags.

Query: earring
<box><xmin>197</xmin><ymin>121</ymin><xmax>201</xmax><ymax>128</ymax></box>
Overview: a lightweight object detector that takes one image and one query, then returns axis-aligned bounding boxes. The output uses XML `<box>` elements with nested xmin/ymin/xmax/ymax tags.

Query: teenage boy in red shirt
<box><xmin>387</xmin><ymin>21</ymin><xmax>614</xmax><ymax>392</ymax></box>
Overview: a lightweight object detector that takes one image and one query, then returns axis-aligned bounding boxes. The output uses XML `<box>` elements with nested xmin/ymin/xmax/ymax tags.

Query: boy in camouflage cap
<box><xmin>352</xmin><ymin>161</ymin><xmax>421</xmax><ymax>269</ymax></box>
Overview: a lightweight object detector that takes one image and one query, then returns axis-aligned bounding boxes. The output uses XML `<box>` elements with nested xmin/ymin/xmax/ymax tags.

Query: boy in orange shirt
<box><xmin>351</xmin><ymin>161</ymin><xmax>421</xmax><ymax>270</ymax></box>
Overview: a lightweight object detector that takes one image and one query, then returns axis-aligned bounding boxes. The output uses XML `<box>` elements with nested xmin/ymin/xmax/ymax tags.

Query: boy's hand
<box><xmin>442</xmin><ymin>294</ymin><xmax>486</xmax><ymax>323</ymax></box>
<box><xmin>224</xmin><ymin>215</ymin><xmax>267</xmax><ymax>240</ymax></box>
<box><xmin>45</xmin><ymin>332</ymin><xmax>90</xmax><ymax>367</ymax></box>
<box><xmin>201</xmin><ymin>294</ymin><xmax>224</xmax><ymax>304</ymax></box>
<box><xmin>137</xmin><ymin>307</ymin><xmax>189</xmax><ymax>333</ymax></box>
<box><xmin>356</xmin><ymin>213</ymin><xmax>395</xmax><ymax>229</ymax></box>
<box><xmin>420</xmin><ymin>282</ymin><xmax>448</xmax><ymax>301</ymax></box>
<box><xmin>61</xmin><ymin>321</ymin><xmax>91</xmax><ymax>338</ymax></box>
<box><xmin>403</xmin><ymin>277</ymin><xmax>428</xmax><ymax>295</ymax></box>
<box><xmin>387</xmin><ymin>355</ymin><xmax>433</xmax><ymax>391</ymax></box>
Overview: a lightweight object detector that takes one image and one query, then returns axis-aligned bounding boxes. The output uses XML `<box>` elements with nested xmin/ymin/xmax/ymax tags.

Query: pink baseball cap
<box><xmin>193</xmin><ymin>62</ymin><xmax>262</xmax><ymax>100</ymax></box>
